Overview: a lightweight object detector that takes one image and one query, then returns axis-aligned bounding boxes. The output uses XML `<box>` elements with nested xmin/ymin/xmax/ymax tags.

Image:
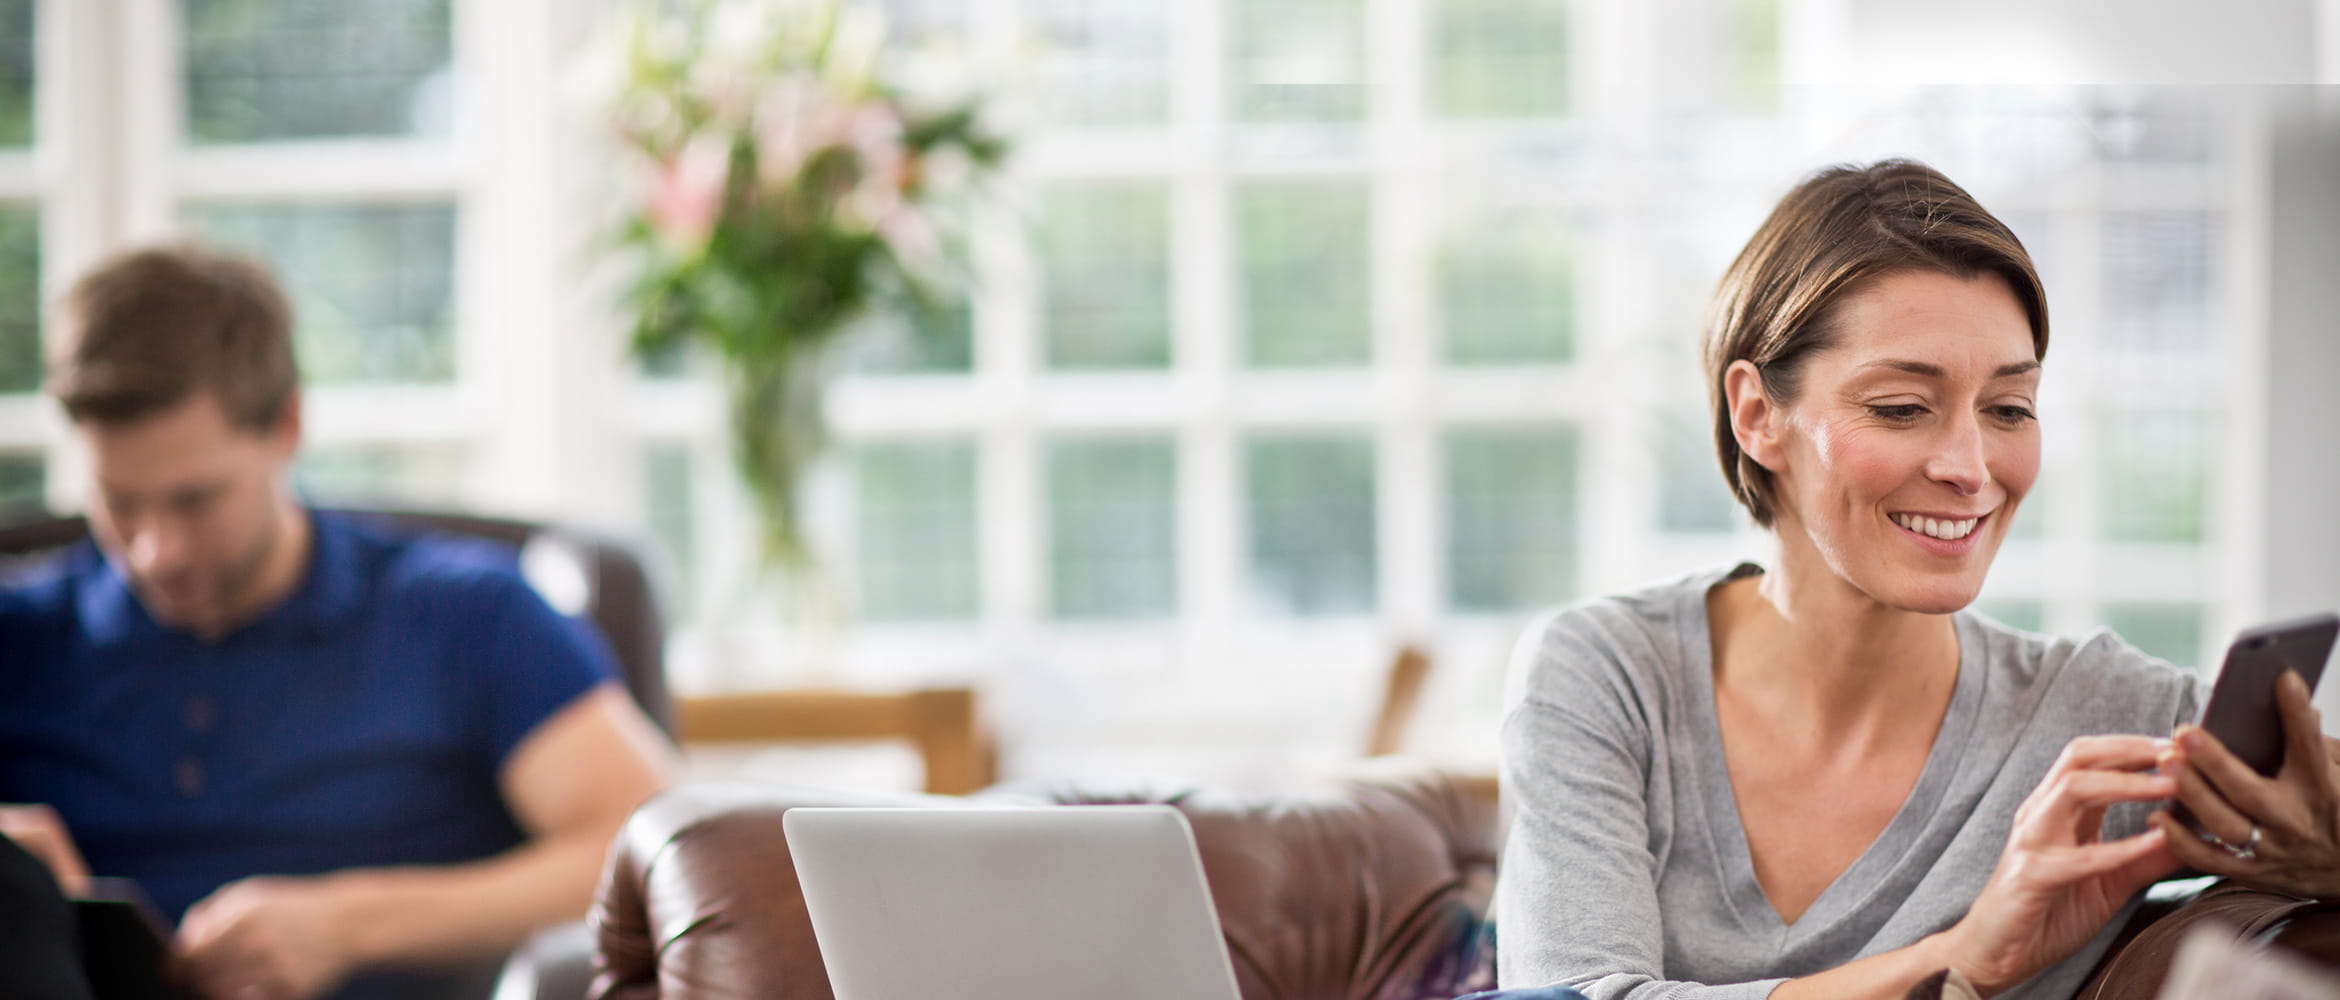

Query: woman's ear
<box><xmin>1723</xmin><ymin>360</ymin><xmax>1785</xmax><ymax>472</ymax></box>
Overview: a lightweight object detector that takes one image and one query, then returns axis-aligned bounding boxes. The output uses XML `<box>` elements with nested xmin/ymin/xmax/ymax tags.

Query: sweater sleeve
<box><xmin>1494</xmin><ymin>608</ymin><xmax>1787</xmax><ymax>1000</ymax></box>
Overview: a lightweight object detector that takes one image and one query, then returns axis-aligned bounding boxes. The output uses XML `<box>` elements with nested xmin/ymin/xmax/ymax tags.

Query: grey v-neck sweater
<box><xmin>1494</xmin><ymin>564</ymin><xmax>2203</xmax><ymax>999</ymax></box>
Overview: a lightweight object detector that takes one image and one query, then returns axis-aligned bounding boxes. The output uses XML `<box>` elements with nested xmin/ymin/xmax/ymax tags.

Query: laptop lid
<box><xmin>784</xmin><ymin>805</ymin><xmax>1245</xmax><ymax>1000</ymax></box>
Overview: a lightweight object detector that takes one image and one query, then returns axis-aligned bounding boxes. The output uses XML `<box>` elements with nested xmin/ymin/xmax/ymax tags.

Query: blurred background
<box><xmin>0</xmin><ymin>0</ymin><xmax>2336</xmax><ymax>790</ymax></box>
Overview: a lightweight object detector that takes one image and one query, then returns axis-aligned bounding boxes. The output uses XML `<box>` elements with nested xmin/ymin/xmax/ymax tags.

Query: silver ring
<box><xmin>2229</xmin><ymin>824</ymin><xmax>2262</xmax><ymax>861</ymax></box>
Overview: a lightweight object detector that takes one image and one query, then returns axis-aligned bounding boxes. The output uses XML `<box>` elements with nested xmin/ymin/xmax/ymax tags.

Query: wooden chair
<box><xmin>1364</xmin><ymin>644</ymin><xmax>1433</xmax><ymax>758</ymax></box>
<box><xmin>674</xmin><ymin>686</ymin><xmax>995</xmax><ymax>795</ymax></box>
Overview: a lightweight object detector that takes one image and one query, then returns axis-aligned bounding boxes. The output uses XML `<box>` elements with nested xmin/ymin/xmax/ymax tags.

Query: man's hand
<box><xmin>0</xmin><ymin>803</ymin><xmax>91</xmax><ymax>896</ymax></box>
<box><xmin>176</xmin><ymin>875</ymin><xmax>362</xmax><ymax>1000</ymax></box>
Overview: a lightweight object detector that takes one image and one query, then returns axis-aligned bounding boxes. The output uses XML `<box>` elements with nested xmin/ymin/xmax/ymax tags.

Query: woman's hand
<box><xmin>1935</xmin><ymin>735</ymin><xmax>2183</xmax><ymax>995</ymax></box>
<box><xmin>2150</xmin><ymin>670</ymin><xmax>2340</xmax><ymax>899</ymax></box>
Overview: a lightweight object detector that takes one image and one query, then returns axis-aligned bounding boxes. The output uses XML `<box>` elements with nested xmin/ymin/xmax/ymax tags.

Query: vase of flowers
<box><xmin>585</xmin><ymin>0</ymin><xmax>1006</xmax><ymax>575</ymax></box>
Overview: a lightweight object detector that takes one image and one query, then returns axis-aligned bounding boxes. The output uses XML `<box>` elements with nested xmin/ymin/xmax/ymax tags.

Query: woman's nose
<box><xmin>1926</xmin><ymin>417</ymin><xmax>1991</xmax><ymax>495</ymax></box>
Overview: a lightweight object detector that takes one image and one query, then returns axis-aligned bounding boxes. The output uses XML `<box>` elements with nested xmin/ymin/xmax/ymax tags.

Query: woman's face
<box><xmin>1759</xmin><ymin>269</ymin><xmax>2042</xmax><ymax>615</ymax></box>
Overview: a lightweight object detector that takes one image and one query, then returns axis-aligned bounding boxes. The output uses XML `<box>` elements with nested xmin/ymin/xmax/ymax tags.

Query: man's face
<box><xmin>77</xmin><ymin>393</ymin><xmax>299</xmax><ymax>637</ymax></box>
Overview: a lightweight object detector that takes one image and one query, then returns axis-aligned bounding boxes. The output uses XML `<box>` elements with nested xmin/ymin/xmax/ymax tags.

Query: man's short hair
<box><xmin>48</xmin><ymin>244</ymin><xmax>298</xmax><ymax>431</ymax></box>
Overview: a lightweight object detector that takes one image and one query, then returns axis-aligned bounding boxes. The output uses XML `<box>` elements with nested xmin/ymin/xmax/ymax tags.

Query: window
<box><xmin>0</xmin><ymin>452</ymin><xmax>39</xmax><ymax>513</ymax></box>
<box><xmin>1027</xmin><ymin>0</ymin><xmax>1170</xmax><ymax>128</ymax></box>
<box><xmin>182</xmin><ymin>0</ymin><xmax>453</xmax><ymax>144</ymax></box>
<box><xmin>1439</xmin><ymin>204</ymin><xmax>1573</xmax><ymax>365</ymax></box>
<box><xmin>1432</xmin><ymin>0</ymin><xmax>1569</xmax><ymax>118</ymax></box>
<box><xmin>1239</xmin><ymin>182</ymin><xmax>1370</xmax><ymax>368</ymax></box>
<box><xmin>188</xmin><ymin>203</ymin><xmax>458</xmax><ymax>384</ymax></box>
<box><xmin>0</xmin><ymin>205</ymin><xmax>35</xmax><ymax>393</ymax></box>
<box><xmin>1041</xmin><ymin>184</ymin><xmax>1172</xmax><ymax>370</ymax></box>
<box><xmin>1047</xmin><ymin>437</ymin><xmax>1176</xmax><ymax>620</ymax></box>
<box><xmin>1445</xmin><ymin>427</ymin><xmax>1577</xmax><ymax>611</ymax></box>
<box><xmin>2102</xmin><ymin>602</ymin><xmax>2207</xmax><ymax>671</ymax></box>
<box><xmin>1245</xmin><ymin>434</ymin><xmax>1376</xmax><ymax>616</ymax></box>
<box><xmin>1231</xmin><ymin>0</ymin><xmax>1365</xmax><ymax>123</ymax></box>
<box><xmin>851</xmin><ymin>440</ymin><xmax>981</xmax><ymax>622</ymax></box>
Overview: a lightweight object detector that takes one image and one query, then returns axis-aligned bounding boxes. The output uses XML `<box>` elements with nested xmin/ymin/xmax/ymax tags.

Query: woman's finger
<box><xmin>2276</xmin><ymin>673</ymin><xmax>2340</xmax><ymax>798</ymax></box>
<box><xmin>2150</xmin><ymin>810</ymin><xmax>2249</xmax><ymax>878</ymax></box>
<box><xmin>2163</xmin><ymin>753</ymin><xmax>2256</xmax><ymax>848</ymax></box>
<box><xmin>2173</xmin><ymin>725</ymin><xmax>2293</xmax><ymax>829</ymax></box>
<box><xmin>2052</xmin><ymin>735</ymin><xmax>2174</xmax><ymax>774</ymax></box>
<box><xmin>2016</xmin><ymin>770</ymin><xmax>2176</xmax><ymax>847</ymax></box>
<box><xmin>2026</xmin><ymin>826</ymin><xmax>2177</xmax><ymax>888</ymax></box>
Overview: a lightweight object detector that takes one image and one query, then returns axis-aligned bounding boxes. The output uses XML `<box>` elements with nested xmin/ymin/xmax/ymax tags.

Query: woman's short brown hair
<box><xmin>1703</xmin><ymin>159</ymin><xmax>2048</xmax><ymax>528</ymax></box>
<box><xmin>47</xmin><ymin>244</ymin><xmax>297</xmax><ymax>431</ymax></box>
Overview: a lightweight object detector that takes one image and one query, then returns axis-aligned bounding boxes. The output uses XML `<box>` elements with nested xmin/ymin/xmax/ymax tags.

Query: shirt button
<box><xmin>183</xmin><ymin>695</ymin><xmax>217</xmax><ymax>734</ymax></box>
<box><xmin>174</xmin><ymin>757</ymin><xmax>204</xmax><ymax>798</ymax></box>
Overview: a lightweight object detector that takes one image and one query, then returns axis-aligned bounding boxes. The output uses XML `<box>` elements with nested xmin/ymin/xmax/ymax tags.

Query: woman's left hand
<box><xmin>2150</xmin><ymin>670</ymin><xmax>2340</xmax><ymax>899</ymax></box>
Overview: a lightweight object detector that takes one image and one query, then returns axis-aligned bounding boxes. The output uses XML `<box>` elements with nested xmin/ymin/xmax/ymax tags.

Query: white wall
<box><xmin>2261</xmin><ymin>95</ymin><xmax>2340</xmax><ymax>722</ymax></box>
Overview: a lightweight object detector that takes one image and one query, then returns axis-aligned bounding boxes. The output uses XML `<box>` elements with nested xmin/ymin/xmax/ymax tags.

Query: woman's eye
<box><xmin>1990</xmin><ymin>405</ymin><xmax>2037</xmax><ymax>425</ymax></box>
<box><xmin>1867</xmin><ymin>404</ymin><xmax>1926</xmax><ymax>422</ymax></box>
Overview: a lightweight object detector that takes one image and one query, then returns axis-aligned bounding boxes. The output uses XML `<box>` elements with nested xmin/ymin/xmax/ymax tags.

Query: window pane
<box><xmin>0</xmin><ymin>206</ymin><xmax>38</xmax><ymax>393</ymax></box>
<box><xmin>2102</xmin><ymin>212</ymin><xmax>2215</xmax><ymax>355</ymax></box>
<box><xmin>1720</xmin><ymin>0</ymin><xmax>1780</xmax><ymax>112</ymax></box>
<box><xmin>1658</xmin><ymin>412</ymin><xmax>1737</xmax><ymax>534</ymax></box>
<box><xmin>1432</xmin><ymin>0</ymin><xmax>1567</xmax><ymax>119</ymax></box>
<box><xmin>183</xmin><ymin>0</ymin><xmax>453</xmax><ymax>144</ymax></box>
<box><xmin>1231</xmin><ymin>0</ymin><xmax>1365</xmax><ymax>122</ymax></box>
<box><xmin>1446</xmin><ymin>427</ymin><xmax>1576</xmax><ymax>611</ymax></box>
<box><xmin>1043</xmin><ymin>184</ymin><xmax>1170</xmax><ymax>370</ymax></box>
<box><xmin>0</xmin><ymin>453</ymin><xmax>41</xmax><ymax>515</ymax></box>
<box><xmin>2098</xmin><ymin>409</ymin><xmax>2209</xmax><ymax>544</ymax></box>
<box><xmin>0</xmin><ymin>0</ymin><xmax>31</xmax><ymax>146</ymax></box>
<box><xmin>1976</xmin><ymin>599</ymin><xmax>2044</xmax><ymax>633</ymax></box>
<box><xmin>2102</xmin><ymin>602</ymin><xmax>2205</xmax><ymax>672</ymax></box>
<box><xmin>1029</xmin><ymin>0</ymin><xmax>1170</xmax><ymax>127</ymax></box>
<box><xmin>644</xmin><ymin>444</ymin><xmax>697</xmax><ymax>619</ymax></box>
<box><xmin>878</xmin><ymin>0</ymin><xmax>968</xmax><ymax>46</ymax></box>
<box><xmin>2006</xmin><ymin>482</ymin><xmax>2046</xmax><ymax>540</ymax></box>
<box><xmin>840</xmin><ymin>298</ymin><xmax>974</xmax><ymax>374</ymax></box>
<box><xmin>1440</xmin><ymin>205</ymin><xmax>1571</xmax><ymax>364</ymax></box>
<box><xmin>1246</xmin><ymin>434</ymin><xmax>1375</xmax><ymax>615</ymax></box>
<box><xmin>190</xmin><ymin>202</ymin><xmax>458</xmax><ymax>384</ymax></box>
<box><xmin>1047</xmin><ymin>437</ymin><xmax>1176</xmax><ymax>619</ymax></box>
<box><xmin>1239</xmin><ymin>183</ymin><xmax>1369</xmax><ymax>368</ymax></box>
<box><xmin>854</xmin><ymin>440</ymin><xmax>979</xmax><ymax>621</ymax></box>
<box><xmin>296</xmin><ymin>445</ymin><xmax>464</xmax><ymax>506</ymax></box>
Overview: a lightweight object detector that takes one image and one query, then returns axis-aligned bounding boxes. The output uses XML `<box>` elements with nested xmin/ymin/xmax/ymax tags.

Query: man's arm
<box><xmin>175</xmin><ymin>684</ymin><xmax>675</xmax><ymax>999</ymax></box>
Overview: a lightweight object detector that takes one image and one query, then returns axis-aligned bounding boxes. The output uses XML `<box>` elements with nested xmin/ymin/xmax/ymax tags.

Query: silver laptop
<box><xmin>784</xmin><ymin>805</ymin><xmax>1245</xmax><ymax>1000</ymax></box>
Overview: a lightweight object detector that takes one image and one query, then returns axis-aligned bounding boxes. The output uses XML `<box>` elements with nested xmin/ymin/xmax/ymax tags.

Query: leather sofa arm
<box><xmin>2073</xmin><ymin>880</ymin><xmax>2340</xmax><ymax>999</ymax></box>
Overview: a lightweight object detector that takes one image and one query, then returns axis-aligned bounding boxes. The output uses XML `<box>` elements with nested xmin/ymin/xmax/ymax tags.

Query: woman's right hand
<box><xmin>1934</xmin><ymin>735</ymin><xmax>2185</xmax><ymax>995</ymax></box>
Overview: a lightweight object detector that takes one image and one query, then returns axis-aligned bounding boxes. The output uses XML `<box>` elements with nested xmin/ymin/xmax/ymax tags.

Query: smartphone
<box><xmin>2191</xmin><ymin>613</ymin><xmax>2340</xmax><ymax>776</ymax></box>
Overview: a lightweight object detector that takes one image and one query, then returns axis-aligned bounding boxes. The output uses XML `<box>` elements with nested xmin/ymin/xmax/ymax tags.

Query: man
<box><xmin>0</xmin><ymin>245</ymin><xmax>675</xmax><ymax>1000</ymax></box>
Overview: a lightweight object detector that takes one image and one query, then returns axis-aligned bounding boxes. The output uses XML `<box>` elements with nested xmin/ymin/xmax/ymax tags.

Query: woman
<box><xmin>1494</xmin><ymin>159</ymin><xmax>2340</xmax><ymax>999</ymax></box>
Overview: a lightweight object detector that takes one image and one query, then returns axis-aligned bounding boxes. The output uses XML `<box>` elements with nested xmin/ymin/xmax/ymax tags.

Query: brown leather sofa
<box><xmin>587</xmin><ymin>764</ymin><xmax>1504</xmax><ymax>1000</ymax></box>
<box><xmin>579</xmin><ymin>763</ymin><xmax>2340</xmax><ymax>1000</ymax></box>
